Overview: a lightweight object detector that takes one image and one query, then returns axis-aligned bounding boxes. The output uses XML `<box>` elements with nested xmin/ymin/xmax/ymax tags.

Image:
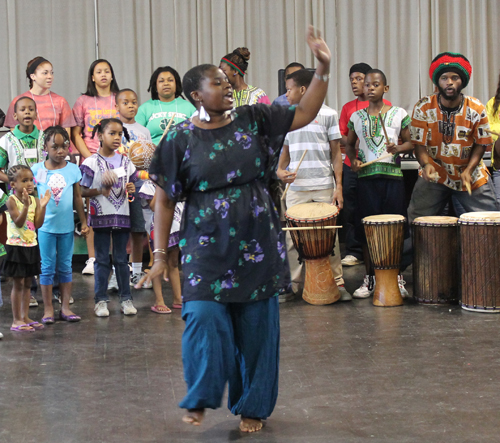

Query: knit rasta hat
<box><xmin>429</xmin><ymin>52</ymin><xmax>472</xmax><ymax>87</ymax></box>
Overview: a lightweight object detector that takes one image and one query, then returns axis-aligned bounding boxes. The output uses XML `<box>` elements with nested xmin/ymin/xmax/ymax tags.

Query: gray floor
<box><xmin>1</xmin><ymin>261</ymin><xmax>500</xmax><ymax>443</ymax></box>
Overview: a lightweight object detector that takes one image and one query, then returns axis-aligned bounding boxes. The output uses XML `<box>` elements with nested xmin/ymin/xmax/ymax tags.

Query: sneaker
<box><xmin>0</xmin><ymin>332</ymin><xmax>3</xmax><ymax>339</ymax></box>
<box><xmin>121</xmin><ymin>300</ymin><xmax>137</xmax><ymax>315</ymax></box>
<box><xmin>130</xmin><ymin>272</ymin><xmax>153</xmax><ymax>289</ymax></box>
<box><xmin>108</xmin><ymin>272</ymin><xmax>119</xmax><ymax>292</ymax></box>
<box><xmin>29</xmin><ymin>296</ymin><xmax>38</xmax><ymax>307</ymax></box>
<box><xmin>341</xmin><ymin>255</ymin><xmax>364</xmax><ymax>266</ymax></box>
<box><xmin>278</xmin><ymin>292</ymin><xmax>295</xmax><ymax>303</ymax></box>
<box><xmin>353</xmin><ymin>275</ymin><xmax>375</xmax><ymax>299</ymax></box>
<box><xmin>94</xmin><ymin>301</ymin><xmax>110</xmax><ymax>317</ymax></box>
<box><xmin>82</xmin><ymin>258</ymin><xmax>95</xmax><ymax>275</ymax></box>
<box><xmin>398</xmin><ymin>275</ymin><xmax>409</xmax><ymax>299</ymax></box>
<box><xmin>338</xmin><ymin>285</ymin><xmax>352</xmax><ymax>301</ymax></box>
<box><xmin>53</xmin><ymin>293</ymin><xmax>74</xmax><ymax>304</ymax></box>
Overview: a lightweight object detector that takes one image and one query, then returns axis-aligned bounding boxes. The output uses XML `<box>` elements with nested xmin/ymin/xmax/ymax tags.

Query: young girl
<box><xmin>0</xmin><ymin>188</ymin><xmax>9</xmax><ymax>339</ymax></box>
<box><xmin>80</xmin><ymin>118</ymin><xmax>138</xmax><ymax>317</ymax></box>
<box><xmin>72</xmin><ymin>59</ymin><xmax>120</xmax><ymax>276</ymax></box>
<box><xmin>32</xmin><ymin>126</ymin><xmax>89</xmax><ymax>324</ymax></box>
<box><xmin>139</xmin><ymin>180</ymin><xmax>183</xmax><ymax>313</ymax></box>
<box><xmin>5</xmin><ymin>165</ymin><xmax>50</xmax><ymax>332</ymax></box>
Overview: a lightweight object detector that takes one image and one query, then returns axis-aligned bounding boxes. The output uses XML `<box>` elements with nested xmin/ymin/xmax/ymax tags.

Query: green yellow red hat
<box><xmin>429</xmin><ymin>52</ymin><xmax>472</xmax><ymax>87</ymax></box>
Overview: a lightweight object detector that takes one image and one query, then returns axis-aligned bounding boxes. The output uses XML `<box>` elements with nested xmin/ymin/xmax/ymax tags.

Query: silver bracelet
<box><xmin>153</xmin><ymin>248</ymin><xmax>167</xmax><ymax>255</ymax></box>
<box><xmin>314</xmin><ymin>72</ymin><xmax>330</xmax><ymax>82</ymax></box>
<box><xmin>154</xmin><ymin>258</ymin><xmax>166</xmax><ymax>263</ymax></box>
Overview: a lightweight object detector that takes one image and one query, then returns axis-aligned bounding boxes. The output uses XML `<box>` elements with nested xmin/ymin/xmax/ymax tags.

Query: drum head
<box><xmin>413</xmin><ymin>216</ymin><xmax>458</xmax><ymax>226</ymax></box>
<box><xmin>459</xmin><ymin>211</ymin><xmax>500</xmax><ymax>222</ymax></box>
<box><xmin>285</xmin><ymin>202</ymin><xmax>338</xmax><ymax>221</ymax></box>
<box><xmin>363</xmin><ymin>214</ymin><xmax>405</xmax><ymax>224</ymax></box>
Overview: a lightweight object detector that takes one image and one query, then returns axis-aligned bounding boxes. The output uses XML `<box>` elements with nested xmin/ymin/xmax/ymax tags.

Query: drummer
<box><xmin>408</xmin><ymin>52</ymin><xmax>498</xmax><ymax>222</ymax></box>
<box><xmin>277</xmin><ymin>69</ymin><xmax>351</xmax><ymax>302</ymax></box>
<box><xmin>345</xmin><ymin>69</ymin><xmax>413</xmax><ymax>299</ymax></box>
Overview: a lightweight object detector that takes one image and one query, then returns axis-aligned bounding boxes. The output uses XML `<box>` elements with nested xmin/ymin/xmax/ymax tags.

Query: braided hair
<box><xmin>91</xmin><ymin>118</ymin><xmax>130</xmax><ymax>142</ymax></box>
<box><xmin>43</xmin><ymin>125</ymin><xmax>70</xmax><ymax>148</ymax></box>
<box><xmin>7</xmin><ymin>165</ymin><xmax>32</xmax><ymax>183</ymax></box>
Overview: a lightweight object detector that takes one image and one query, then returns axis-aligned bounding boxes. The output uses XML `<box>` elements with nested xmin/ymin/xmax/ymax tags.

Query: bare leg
<box><xmin>41</xmin><ymin>284</ymin><xmax>54</xmax><ymax>319</ymax></box>
<box><xmin>239</xmin><ymin>418</ymin><xmax>263</xmax><ymax>433</ymax></box>
<box><xmin>167</xmin><ymin>248</ymin><xmax>182</xmax><ymax>305</ymax></box>
<box><xmin>147</xmin><ymin>235</ymin><xmax>153</xmax><ymax>269</ymax></box>
<box><xmin>131</xmin><ymin>232</ymin><xmax>144</xmax><ymax>263</ymax></box>
<box><xmin>182</xmin><ymin>409</ymin><xmax>205</xmax><ymax>426</ymax></box>
<box><xmin>86</xmin><ymin>227</ymin><xmax>95</xmax><ymax>258</ymax></box>
<box><xmin>60</xmin><ymin>282</ymin><xmax>77</xmax><ymax>316</ymax></box>
<box><xmin>22</xmin><ymin>277</ymin><xmax>36</xmax><ymax>324</ymax></box>
<box><xmin>11</xmin><ymin>277</ymin><xmax>27</xmax><ymax>327</ymax></box>
<box><xmin>152</xmin><ymin>275</ymin><xmax>169</xmax><ymax>309</ymax></box>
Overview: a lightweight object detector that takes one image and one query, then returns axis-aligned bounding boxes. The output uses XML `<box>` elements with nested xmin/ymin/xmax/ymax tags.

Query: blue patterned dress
<box><xmin>149</xmin><ymin>104</ymin><xmax>295</xmax><ymax>303</ymax></box>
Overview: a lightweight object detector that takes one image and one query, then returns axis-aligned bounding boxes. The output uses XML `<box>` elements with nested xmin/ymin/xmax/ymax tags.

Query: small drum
<box><xmin>285</xmin><ymin>202</ymin><xmax>340</xmax><ymax>305</ymax></box>
<box><xmin>412</xmin><ymin>216</ymin><xmax>459</xmax><ymax>304</ymax></box>
<box><xmin>459</xmin><ymin>212</ymin><xmax>500</xmax><ymax>313</ymax></box>
<box><xmin>363</xmin><ymin>214</ymin><xmax>405</xmax><ymax>307</ymax></box>
<box><xmin>129</xmin><ymin>141</ymin><xmax>156</xmax><ymax>170</ymax></box>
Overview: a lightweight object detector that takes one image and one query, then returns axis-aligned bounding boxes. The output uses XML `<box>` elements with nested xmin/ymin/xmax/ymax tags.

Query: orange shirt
<box><xmin>410</xmin><ymin>94</ymin><xmax>493</xmax><ymax>191</ymax></box>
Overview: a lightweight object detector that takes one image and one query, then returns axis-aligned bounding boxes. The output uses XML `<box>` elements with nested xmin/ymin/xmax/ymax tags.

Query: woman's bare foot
<box><xmin>239</xmin><ymin>417</ymin><xmax>263</xmax><ymax>433</ymax></box>
<box><xmin>182</xmin><ymin>408</ymin><xmax>205</xmax><ymax>426</ymax></box>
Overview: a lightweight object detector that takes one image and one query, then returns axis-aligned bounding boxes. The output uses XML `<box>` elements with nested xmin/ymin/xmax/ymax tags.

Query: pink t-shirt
<box><xmin>5</xmin><ymin>91</ymin><xmax>76</xmax><ymax>130</ymax></box>
<box><xmin>72</xmin><ymin>94</ymin><xmax>119</xmax><ymax>154</ymax></box>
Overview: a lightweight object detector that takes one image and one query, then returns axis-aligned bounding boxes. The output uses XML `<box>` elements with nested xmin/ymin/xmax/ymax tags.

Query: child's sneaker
<box><xmin>353</xmin><ymin>275</ymin><xmax>375</xmax><ymax>299</ymax></box>
<box><xmin>121</xmin><ymin>300</ymin><xmax>137</xmax><ymax>315</ymax></box>
<box><xmin>53</xmin><ymin>293</ymin><xmax>74</xmax><ymax>304</ymax></box>
<box><xmin>107</xmin><ymin>271</ymin><xmax>119</xmax><ymax>292</ymax></box>
<box><xmin>94</xmin><ymin>301</ymin><xmax>110</xmax><ymax>317</ymax></box>
<box><xmin>130</xmin><ymin>272</ymin><xmax>153</xmax><ymax>289</ymax></box>
<box><xmin>398</xmin><ymin>275</ymin><xmax>409</xmax><ymax>299</ymax></box>
<box><xmin>82</xmin><ymin>257</ymin><xmax>95</xmax><ymax>275</ymax></box>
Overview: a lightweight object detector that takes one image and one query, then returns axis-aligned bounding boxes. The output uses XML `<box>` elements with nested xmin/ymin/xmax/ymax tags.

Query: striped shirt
<box><xmin>284</xmin><ymin>104</ymin><xmax>341</xmax><ymax>191</ymax></box>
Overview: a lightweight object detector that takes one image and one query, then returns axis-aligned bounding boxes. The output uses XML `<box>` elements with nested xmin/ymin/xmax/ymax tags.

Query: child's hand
<box><xmin>22</xmin><ymin>189</ymin><xmax>30</xmax><ymax>207</ymax></box>
<box><xmin>101</xmin><ymin>185</ymin><xmax>112</xmax><ymax>197</ymax></box>
<box><xmin>40</xmin><ymin>190</ymin><xmax>51</xmax><ymax>208</ymax></box>
<box><xmin>126</xmin><ymin>182</ymin><xmax>136</xmax><ymax>194</ymax></box>
<box><xmin>385</xmin><ymin>142</ymin><xmax>398</xmax><ymax>154</ymax></box>
<box><xmin>277</xmin><ymin>169</ymin><xmax>296</xmax><ymax>184</ymax></box>
<box><xmin>80</xmin><ymin>223</ymin><xmax>90</xmax><ymax>238</ymax></box>
<box><xmin>102</xmin><ymin>171</ymin><xmax>118</xmax><ymax>187</ymax></box>
<box><xmin>351</xmin><ymin>159</ymin><xmax>363</xmax><ymax>173</ymax></box>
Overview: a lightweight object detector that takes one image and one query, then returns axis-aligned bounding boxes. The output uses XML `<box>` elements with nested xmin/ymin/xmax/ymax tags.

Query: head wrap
<box><xmin>349</xmin><ymin>63</ymin><xmax>372</xmax><ymax>76</ymax></box>
<box><xmin>429</xmin><ymin>52</ymin><xmax>472</xmax><ymax>87</ymax></box>
<box><xmin>27</xmin><ymin>57</ymin><xmax>50</xmax><ymax>77</ymax></box>
<box><xmin>221</xmin><ymin>48</ymin><xmax>249</xmax><ymax>77</ymax></box>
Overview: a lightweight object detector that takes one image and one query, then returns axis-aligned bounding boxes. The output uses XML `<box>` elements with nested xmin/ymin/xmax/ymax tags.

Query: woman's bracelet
<box><xmin>153</xmin><ymin>248</ymin><xmax>167</xmax><ymax>255</ymax></box>
<box><xmin>154</xmin><ymin>258</ymin><xmax>166</xmax><ymax>263</ymax></box>
<box><xmin>314</xmin><ymin>72</ymin><xmax>330</xmax><ymax>82</ymax></box>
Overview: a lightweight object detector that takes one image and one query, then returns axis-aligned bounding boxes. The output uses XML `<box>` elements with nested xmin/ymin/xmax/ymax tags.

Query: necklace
<box><xmin>94</xmin><ymin>95</ymin><xmax>114</xmax><ymax>121</ymax></box>
<box><xmin>438</xmin><ymin>94</ymin><xmax>463</xmax><ymax>145</ymax></box>
<box><xmin>30</xmin><ymin>90</ymin><xmax>56</xmax><ymax>131</ymax></box>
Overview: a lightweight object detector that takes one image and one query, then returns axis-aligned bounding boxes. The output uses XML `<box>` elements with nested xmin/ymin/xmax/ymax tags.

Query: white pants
<box><xmin>285</xmin><ymin>188</ymin><xmax>344</xmax><ymax>293</ymax></box>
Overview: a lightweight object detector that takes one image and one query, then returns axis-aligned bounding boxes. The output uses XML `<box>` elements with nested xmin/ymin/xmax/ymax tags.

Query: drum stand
<box><xmin>302</xmin><ymin>257</ymin><xmax>340</xmax><ymax>305</ymax></box>
<box><xmin>372</xmin><ymin>268</ymin><xmax>403</xmax><ymax>307</ymax></box>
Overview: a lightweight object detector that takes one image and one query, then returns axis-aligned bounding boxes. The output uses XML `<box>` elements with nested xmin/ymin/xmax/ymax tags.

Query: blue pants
<box><xmin>38</xmin><ymin>231</ymin><xmax>74</xmax><ymax>285</ymax></box>
<box><xmin>342</xmin><ymin>163</ymin><xmax>363</xmax><ymax>259</ymax></box>
<box><xmin>180</xmin><ymin>297</ymin><xmax>280</xmax><ymax>419</ymax></box>
<box><xmin>93</xmin><ymin>228</ymin><xmax>131</xmax><ymax>303</ymax></box>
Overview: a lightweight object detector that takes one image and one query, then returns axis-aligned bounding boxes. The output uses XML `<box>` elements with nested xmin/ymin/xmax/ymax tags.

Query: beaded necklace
<box><xmin>438</xmin><ymin>94</ymin><xmax>463</xmax><ymax>145</ymax></box>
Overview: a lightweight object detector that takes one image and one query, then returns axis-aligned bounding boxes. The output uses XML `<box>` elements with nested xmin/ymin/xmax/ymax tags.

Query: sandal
<box><xmin>41</xmin><ymin>316</ymin><xmax>55</xmax><ymax>325</ymax></box>
<box><xmin>151</xmin><ymin>305</ymin><xmax>172</xmax><ymax>314</ymax></box>
<box><xmin>10</xmin><ymin>324</ymin><xmax>35</xmax><ymax>332</ymax></box>
<box><xmin>59</xmin><ymin>311</ymin><xmax>81</xmax><ymax>322</ymax></box>
<box><xmin>26</xmin><ymin>322</ymin><xmax>45</xmax><ymax>330</ymax></box>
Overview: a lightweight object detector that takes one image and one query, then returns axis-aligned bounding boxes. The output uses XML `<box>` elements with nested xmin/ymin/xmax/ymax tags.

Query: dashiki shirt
<box><xmin>233</xmin><ymin>85</ymin><xmax>271</xmax><ymax>107</ymax></box>
<box><xmin>348</xmin><ymin>106</ymin><xmax>411</xmax><ymax>179</ymax></box>
<box><xmin>149</xmin><ymin>104</ymin><xmax>295</xmax><ymax>303</ymax></box>
<box><xmin>80</xmin><ymin>153</ymin><xmax>137</xmax><ymax>229</ymax></box>
<box><xmin>410</xmin><ymin>94</ymin><xmax>493</xmax><ymax>191</ymax></box>
<box><xmin>0</xmin><ymin>127</ymin><xmax>45</xmax><ymax>171</ymax></box>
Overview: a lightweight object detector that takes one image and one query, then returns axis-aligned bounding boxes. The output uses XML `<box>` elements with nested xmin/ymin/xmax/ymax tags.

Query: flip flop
<box><xmin>10</xmin><ymin>324</ymin><xmax>35</xmax><ymax>332</ymax></box>
<box><xmin>41</xmin><ymin>316</ymin><xmax>55</xmax><ymax>325</ymax></box>
<box><xmin>172</xmin><ymin>304</ymin><xmax>182</xmax><ymax>309</ymax></box>
<box><xmin>59</xmin><ymin>311</ymin><xmax>81</xmax><ymax>322</ymax></box>
<box><xmin>26</xmin><ymin>322</ymin><xmax>45</xmax><ymax>330</ymax></box>
<box><xmin>151</xmin><ymin>305</ymin><xmax>172</xmax><ymax>314</ymax></box>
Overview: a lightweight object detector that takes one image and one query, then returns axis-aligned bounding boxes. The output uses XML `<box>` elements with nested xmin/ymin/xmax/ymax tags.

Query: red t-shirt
<box><xmin>339</xmin><ymin>97</ymin><xmax>391</xmax><ymax>167</ymax></box>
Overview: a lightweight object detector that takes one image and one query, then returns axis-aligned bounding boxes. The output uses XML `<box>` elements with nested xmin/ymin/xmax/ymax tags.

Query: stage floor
<box><xmin>1</xmin><ymin>261</ymin><xmax>499</xmax><ymax>443</ymax></box>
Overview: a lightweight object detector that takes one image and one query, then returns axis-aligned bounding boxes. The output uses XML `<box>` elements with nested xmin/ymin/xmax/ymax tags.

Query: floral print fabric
<box><xmin>149</xmin><ymin>104</ymin><xmax>295</xmax><ymax>303</ymax></box>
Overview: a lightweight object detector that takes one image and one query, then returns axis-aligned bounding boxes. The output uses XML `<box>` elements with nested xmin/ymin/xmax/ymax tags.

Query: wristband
<box><xmin>314</xmin><ymin>72</ymin><xmax>330</xmax><ymax>82</ymax></box>
<box><xmin>153</xmin><ymin>248</ymin><xmax>167</xmax><ymax>255</ymax></box>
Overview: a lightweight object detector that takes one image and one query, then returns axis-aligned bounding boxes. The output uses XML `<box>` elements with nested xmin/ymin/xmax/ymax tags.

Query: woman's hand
<box><xmin>135</xmin><ymin>259</ymin><xmax>167</xmax><ymax>289</ymax></box>
<box><xmin>306</xmin><ymin>25</ymin><xmax>331</xmax><ymax>66</ymax></box>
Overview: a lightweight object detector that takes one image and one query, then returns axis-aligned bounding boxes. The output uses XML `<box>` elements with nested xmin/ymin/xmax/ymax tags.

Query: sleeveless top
<box><xmin>6</xmin><ymin>195</ymin><xmax>37</xmax><ymax>246</ymax></box>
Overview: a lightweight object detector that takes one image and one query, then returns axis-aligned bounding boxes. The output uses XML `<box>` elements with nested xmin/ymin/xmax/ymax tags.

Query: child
<box><xmin>80</xmin><ymin>118</ymin><xmax>138</xmax><ymax>317</ymax></box>
<box><xmin>0</xmin><ymin>188</ymin><xmax>9</xmax><ymax>339</ymax></box>
<box><xmin>5</xmin><ymin>165</ymin><xmax>50</xmax><ymax>332</ymax></box>
<box><xmin>115</xmin><ymin>88</ymin><xmax>153</xmax><ymax>289</ymax></box>
<box><xmin>32</xmin><ymin>126</ymin><xmax>89</xmax><ymax>324</ymax></box>
<box><xmin>345</xmin><ymin>69</ymin><xmax>413</xmax><ymax>299</ymax></box>
<box><xmin>138</xmin><ymin>180</ymin><xmax>183</xmax><ymax>312</ymax></box>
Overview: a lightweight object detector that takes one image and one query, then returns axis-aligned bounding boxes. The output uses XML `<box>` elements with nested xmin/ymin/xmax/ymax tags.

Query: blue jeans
<box><xmin>180</xmin><ymin>297</ymin><xmax>280</xmax><ymax>419</ymax></box>
<box><xmin>93</xmin><ymin>228</ymin><xmax>131</xmax><ymax>303</ymax></box>
<box><xmin>38</xmin><ymin>231</ymin><xmax>74</xmax><ymax>285</ymax></box>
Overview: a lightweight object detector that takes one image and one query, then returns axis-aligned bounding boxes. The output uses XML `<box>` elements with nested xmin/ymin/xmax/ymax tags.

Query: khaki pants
<box><xmin>285</xmin><ymin>188</ymin><xmax>344</xmax><ymax>293</ymax></box>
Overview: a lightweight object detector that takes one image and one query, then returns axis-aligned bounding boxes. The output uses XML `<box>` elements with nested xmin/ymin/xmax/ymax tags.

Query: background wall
<box><xmin>1</xmin><ymin>0</ymin><xmax>500</xmax><ymax>117</ymax></box>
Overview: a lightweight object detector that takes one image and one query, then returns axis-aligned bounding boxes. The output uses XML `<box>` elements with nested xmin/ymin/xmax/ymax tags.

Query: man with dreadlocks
<box><xmin>408</xmin><ymin>52</ymin><xmax>498</xmax><ymax>222</ymax></box>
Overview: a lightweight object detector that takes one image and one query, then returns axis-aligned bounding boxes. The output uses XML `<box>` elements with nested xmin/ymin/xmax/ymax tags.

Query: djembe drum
<box><xmin>129</xmin><ymin>141</ymin><xmax>156</xmax><ymax>170</ymax></box>
<box><xmin>285</xmin><ymin>202</ymin><xmax>340</xmax><ymax>305</ymax></box>
<box><xmin>412</xmin><ymin>216</ymin><xmax>459</xmax><ymax>304</ymax></box>
<box><xmin>459</xmin><ymin>212</ymin><xmax>500</xmax><ymax>313</ymax></box>
<box><xmin>363</xmin><ymin>214</ymin><xmax>405</xmax><ymax>307</ymax></box>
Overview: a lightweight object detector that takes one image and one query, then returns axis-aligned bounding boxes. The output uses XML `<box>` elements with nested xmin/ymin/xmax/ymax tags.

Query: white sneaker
<box><xmin>341</xmin><ymin>255</ymin><xmax>364</xmax><ymax>266</ymax></box>
<box><xmin>398</xmin><ymin>275</ymin><xmax>409</xmax><ymax>299</ymax></box>
<box><xmin>82</xmin><ymin>258</ymin><xmax>95</xmax><ymax>275</ymax></box>
<box><xmin>108</xmin><ymin>271</ymin><xmax>119</xmax><ymax>292</ymax></box>
<box><xmin>94</xmin><ymin>301</ymin><xmax>110</xmax><ymax>317</ymax></box>
<box><xmin>0</xmin><ymin>332</ymin><xmax>3</xmax><ymax>339</ymax></box>
<box><xmin>353</xmin><ymin>275</ymin><xmax>375</xmax><ymax>299</ymax></box>
<box><xmin>29</xmin><ymin>296</ymin><xmax>38</xmax><ymax>307</ymax></box>
<box><xmin>121</xmin><ymin>300</ymin><xmax>137</xmax><ymax>315</ymax></box>
<box><xmin>54</xmin><ymin>294</ymin><xmax>74</xmax><ymax>304</ymax></box>
<box><xmin>130</xmin><ymin>272</ymin><xmax>152</xmax><ymax>289</ymax></box>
